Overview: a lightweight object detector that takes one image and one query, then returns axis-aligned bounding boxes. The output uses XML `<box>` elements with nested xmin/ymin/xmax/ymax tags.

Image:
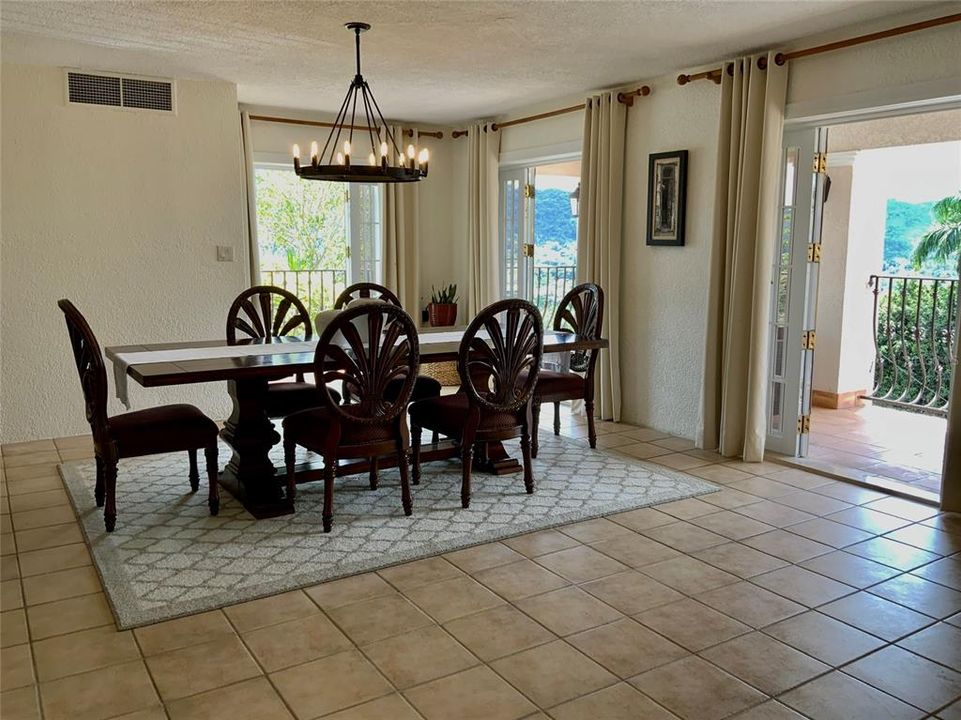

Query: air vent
<box><xmin>66</xmin><ymin>70</ymin><xmax>175</xmax><ymax>113</ymax></box>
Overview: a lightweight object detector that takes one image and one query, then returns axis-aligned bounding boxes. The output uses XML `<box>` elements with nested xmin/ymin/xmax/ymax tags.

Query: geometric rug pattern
<box><xmin>60</xmin><ymin>433</ymin><xmax>718</xmax><ymax>629</ymax></box>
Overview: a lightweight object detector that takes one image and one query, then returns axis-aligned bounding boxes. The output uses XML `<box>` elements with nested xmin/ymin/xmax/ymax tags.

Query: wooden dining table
<box><xmin>106</xmin><ymin>329</ymin><xmax>608</xmax><ymax>518</ymax></box>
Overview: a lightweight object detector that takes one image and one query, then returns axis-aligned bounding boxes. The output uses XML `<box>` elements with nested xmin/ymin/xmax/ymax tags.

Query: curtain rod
<box><xmin>248</xmin><ymin>114</ymin><xmax>444</xmax><ymax>139</ymax></box>
<box><xmin>450</xmin><ymin>85</ymin><xmax>650</xmax><ymax>139</ymax></box>
<box><xmin>677</xmin><ymin>11</ymin><xmax>961</xmax><ymax>85</ymax></box>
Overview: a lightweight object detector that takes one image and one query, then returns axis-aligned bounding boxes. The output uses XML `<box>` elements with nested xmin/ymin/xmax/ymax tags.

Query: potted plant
<box><xmin>428</xmin><ymin>284</ymin><xmax>458</xmax><ymax>327</ymax></box>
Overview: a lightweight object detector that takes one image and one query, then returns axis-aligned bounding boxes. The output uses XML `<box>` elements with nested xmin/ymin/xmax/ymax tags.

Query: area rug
<box><xmin>59</xmin><ymin>434</ymin><xmax>718</xmax><ymax>629</ymax></box>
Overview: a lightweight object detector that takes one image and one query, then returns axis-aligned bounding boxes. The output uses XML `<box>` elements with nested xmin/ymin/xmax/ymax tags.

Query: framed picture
<box><xmin>646</xmin><ymin>150</ymin><xmax>688</xmax><ymax>246</ymax></box>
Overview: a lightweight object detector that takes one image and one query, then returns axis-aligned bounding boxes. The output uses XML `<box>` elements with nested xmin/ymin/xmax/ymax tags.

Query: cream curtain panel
<box><xmin>383</xmin><ymin>125</ymin><xmax>421</xmax><ymax>316</ymax></box>
<box><xmin>700</xmin><ymin>52</ymin><xmax>788</xmax><ymax>461</ymax></box>
<box><xmin>240</xmin><ymin>110</ymin><xmax>260</xmax><ymax>285</ymax></box>
<box><xmin>466</xmin><ymin>123</ymin><xmax>500</xmax><ymax>317</ymax></box>
<box><xmin>577</xmin><ymin>92</ymin><xmax>626</xmax><ymax>422</ymax></box>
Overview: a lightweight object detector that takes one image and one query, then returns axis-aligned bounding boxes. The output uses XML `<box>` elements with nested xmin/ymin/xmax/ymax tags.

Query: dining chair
<box><xmin>57</xmin><ymin>299</ymin><xmax>220</xmax><ymax>532</ymax></box>
<box><xmin>283</xmin><ymin>303</ymin><xmax>419</xmax><ymax>532</ymax></box>
<box><xmin>226</xmin><ymin>285</ymin><xmax>339</xmax><ymax>417</ymax></box>
<box><xmin>530</xmin><ymin>283</ymin><xmax>604</xmax><ymax>457</ymax></box>
<box><xmin>408</xmin><ymin>299</ymin><xmax>544</xmax><ymax>508</ymax></box>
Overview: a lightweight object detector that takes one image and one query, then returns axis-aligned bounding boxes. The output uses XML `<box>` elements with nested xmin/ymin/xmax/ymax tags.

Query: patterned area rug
<box><xmin>59</xmin><ymin>434</ymin><xmax>718</xmax><ymax>629</ymax></box>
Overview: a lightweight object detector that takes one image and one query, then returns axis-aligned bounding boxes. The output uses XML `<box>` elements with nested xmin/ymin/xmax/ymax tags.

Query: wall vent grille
<box><xmin>66</xmin><ymin>71</ymin><xmax>174</xmax><ymax>112</ymax></box>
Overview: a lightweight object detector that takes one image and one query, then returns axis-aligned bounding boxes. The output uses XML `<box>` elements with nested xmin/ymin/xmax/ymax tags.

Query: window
<box><xmin>254</xmin><ymin>165</ymin><xmax>382</xmax><ymax>316</ymax></box>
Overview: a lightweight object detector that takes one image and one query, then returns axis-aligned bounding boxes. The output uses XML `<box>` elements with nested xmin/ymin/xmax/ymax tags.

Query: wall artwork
<box><xmin>646</xmin><ymin>150</ymin><xmax>688</xmax><ymax>246</ymax></box>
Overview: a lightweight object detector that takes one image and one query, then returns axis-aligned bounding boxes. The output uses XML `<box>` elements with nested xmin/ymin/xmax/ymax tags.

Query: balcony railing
<box><xmin>261</xmin><ymin>269</ymin><xmax>348</xmax><ymax>319</ymax></box>
<box><xmin>867</xmin><ymin>274</ymin><xmax>958</xmax><ymax>416</ymax></box>
<box><xmin>533</xmin><ymin>265</ymin><xmax>576</xmax><ymax>323</ymax></box>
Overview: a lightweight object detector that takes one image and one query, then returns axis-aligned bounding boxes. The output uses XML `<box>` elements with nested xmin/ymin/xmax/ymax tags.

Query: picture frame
<box><xmin>646</xmin><ymin>150</ymin><xmax>688</xmax><ymax>246</ymax></box>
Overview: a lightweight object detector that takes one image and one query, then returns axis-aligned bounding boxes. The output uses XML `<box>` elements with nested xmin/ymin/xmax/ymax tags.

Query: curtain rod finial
<box><xmin>774</xmin><ymin>52</ymin><xmax>786</xmax><ymax>66</ymax></box>
<box><xmin>677</xmin><ymin>74</ymin><xmax>690</xmax><ymax>85</ymax></box>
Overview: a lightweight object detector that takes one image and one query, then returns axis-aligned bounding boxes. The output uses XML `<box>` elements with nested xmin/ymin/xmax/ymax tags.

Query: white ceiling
<box><xmin>0</xmin><ymin>1</ymin><xmax>947</xmax><ymax>124</ymax></box>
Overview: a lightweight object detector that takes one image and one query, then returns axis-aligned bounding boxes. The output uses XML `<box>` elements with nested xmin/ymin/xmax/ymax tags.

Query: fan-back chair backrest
<box><xmin>334</xmin><ymin>282</ymin><xmax>402</xmax><ymax>310</ymax></box>
<box><xmin>553</xmin><ymin>283</ymin><xmax>604</xmax><ymax>375</ymax></box>
<box><xmin>459</xmin><ymin>299</ymin><xmax>544</xmax><ymax>414</ymax></box>
<box><xmin>226</xmin><ymin>286</ymin><xmax>313</xmax><ymax>345</ymax></box>
<box><xmin>58</xmin><ymin>299</ymin><xmax>109</xmax><ymax>441</ymax></box>
<box><xmin>313</xmin><ymin>303</ymin><xmax>419</xmax><ymax>426</ymax></box>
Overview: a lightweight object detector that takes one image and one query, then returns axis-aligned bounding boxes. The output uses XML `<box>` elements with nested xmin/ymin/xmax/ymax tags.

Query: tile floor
<box><xmin>2</xmin><ymin>412</ymin><xmax>960</xmax><ymax>720</ymax></box>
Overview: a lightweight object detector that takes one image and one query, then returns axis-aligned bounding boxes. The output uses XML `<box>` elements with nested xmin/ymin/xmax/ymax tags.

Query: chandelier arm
<box><xmin>359</xmin><ymin>83</ymin><xmax>379</xmax><ymax>161</ymax></box>
<box><xmin>366</xmin><ymin>83</ymin><xmax>403</xmax><ymax>157</ymax></box>
<box><xmin>328</xmin><ymin>83</ymin><xmax>357</xmax><ymax>164</ymax></box>
<box><xmin>320</xmin><ymin>82</ymin><xmax>355</xmax><ymax>164</ymax></box>
<box><xmin>347</xmin><ymin>80</ymin><xmax>360</xmax><ymax>156</ymax></box>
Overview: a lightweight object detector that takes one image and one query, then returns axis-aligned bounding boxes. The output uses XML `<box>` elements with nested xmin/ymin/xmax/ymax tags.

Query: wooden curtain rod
<box><xmin>450</xmin><ymin>85</ymin><xmax>650</xmax><ymax>138</ymax></box>
<box><xmin>247</xmin><ymin>114</ymin><xmax>444</xmax><ymax>138</ymax></box>
<box><xmin>677</xmin><ymin>11</ymin><xmax>961</xmax><ymax>85</ymax></box>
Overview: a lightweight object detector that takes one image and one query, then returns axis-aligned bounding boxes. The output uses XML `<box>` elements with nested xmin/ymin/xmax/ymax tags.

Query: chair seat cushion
<box><xmin>282</xmin><ymin>407</ymin><xmax>395</xmax><ymax>450</ymax></box>
<box><xmin>109</xmin><ymin>404</ymin><xmax>218</xmax><ymax>458</ymax></box>
<box><xmin>264</xmin><ymin>382</ymin><xmax>341</xmax><ymax>418</ymax></box>
<box><xmin>525</xmin><ymin>370</ymin><xmax>586</xmax><ymax>399</ymax></box>
<box><xmin>386</xmin><ymin>375</ymin><xmax>443</xmax><ymax>403</ymax></box>
<box><xmin>408</xmin><ymin>393</ymin><xmax>521</xmax><ymax>438</ymax></box>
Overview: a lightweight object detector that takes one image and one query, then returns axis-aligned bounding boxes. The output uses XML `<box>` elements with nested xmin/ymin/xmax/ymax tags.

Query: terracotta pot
<box><xmin>428</xmin><ymin>303</ymin><xmax>457</xmax><ymax>327</ymax></box>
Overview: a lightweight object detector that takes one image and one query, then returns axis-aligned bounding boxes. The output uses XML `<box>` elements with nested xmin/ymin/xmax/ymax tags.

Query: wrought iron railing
<box><xmin>533</xmin><ymin>264</ymin><xmax>576</xmax><ymax>323</ymax></box>
<box><xmin>867</xmin><ymin>274</ymin><xmax>958</xmax><ymax>416</ymax></box>
<box><xmin>261</xmin><ymin>269</ymin><xmax>348</xmax><ymax>319</ymax></box>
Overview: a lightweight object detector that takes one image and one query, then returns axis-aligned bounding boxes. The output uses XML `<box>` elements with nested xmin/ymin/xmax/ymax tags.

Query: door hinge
<box><xmin>797</xmin><ymin>415</ymin><xmax>811</xmax><ymax>434</ymax></box>
<box><xmin>802</xmin><ymin>330</ymin><xmax>817</xmax><ymax>350</ymax></box>
<box><xmin>813</xmin><ymin>152</ymin><xmax>827</xmax><ymax>174</ymax></box>
<box><xmin>524</xmin><ymin>183</ymin><xmax>536</xmax><ymax>199</ymax></box>
<box><xmin>806</xmin><ymin>243</ymin><xmax>822</xmax><ymax>263</ymax></box>
<box><xmin>522</xmin><ymin>243</ymin><xmax>535</xmax><ymax>258</ymax></box>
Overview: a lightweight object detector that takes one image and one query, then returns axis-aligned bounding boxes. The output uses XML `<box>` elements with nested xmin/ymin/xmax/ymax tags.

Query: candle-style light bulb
<box><xmin>336</xmin><ymin>152</ymin><xmax>345</xmax><ymax>165</ymax></box>
<box><xmin>399</xmin><ymin>153</ymin><xmax>406</xmax><ymax>167</ymax></box>
<box><xmin>310</xmin><ymin>141</ymin><xmax>319</xmax><ymax>167</ymax></box>
<box><xmin>292</xmin><ymin>144</ymin><xmax>301</xmax><ymax>171</ymax></box>
<box><xmin>368</xmin><ymin>152</ymin><xmax>376</xmax><ymax>166</ymax></box>
<box><xmin>419</xmin><ymin>148</ymin><xmax>429</xmax><ymax>175</ymax></box>
<box><xmin>380</xmin><ymin>141</ymin><xmax>388</xmax><ymax>157</ymax></box>
<box><xmin>343</xmin><ymin>140</ymin><xmax>351</xmax><ymax>166</ymax></box>
<box><xmin>407</xmin><ymin>144</ymin><xmax>415</xmax><ymax>159</ymax></box>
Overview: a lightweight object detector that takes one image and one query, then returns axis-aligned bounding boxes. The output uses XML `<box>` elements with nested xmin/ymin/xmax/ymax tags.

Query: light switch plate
<box><xmin>216</xmin><ymin>245</ymin><xmax>234</xmax><ymax>262</ymax></box>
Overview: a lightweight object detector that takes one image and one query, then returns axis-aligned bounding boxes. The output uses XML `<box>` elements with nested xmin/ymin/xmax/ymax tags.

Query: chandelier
<box><xmin>293</xmin><ymin>22</ymin><xmax>428</xmax><ymax>183</ymax></box>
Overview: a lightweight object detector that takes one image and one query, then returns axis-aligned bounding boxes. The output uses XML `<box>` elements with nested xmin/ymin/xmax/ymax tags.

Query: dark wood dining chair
<box><xmin>408</xmin><ymin>299</ymin><xmax>544</xmax><ymax>508</ymax></box>
<box><xmin>530</xmin><ymin>283</ymin><xmax>605</xmax><ymax>457</ymax></box>
<box><xmin>58</xmin><ymin>299</ymin><xmax>220</xmax><ymax>532</ymax></box>
<box><xmin>226</xmin><ymin>285</ymin><xmax>339</xmax><ymax>417</ymax></box>
<box><xmin>283</xmin><ymin>303</ymin><xmax>419</xmax><ymax>532</ymax></box>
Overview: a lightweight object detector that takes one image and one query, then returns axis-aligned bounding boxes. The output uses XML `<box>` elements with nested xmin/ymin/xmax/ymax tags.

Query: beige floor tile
<box><xmin>592</xmin><ymin>433</ymin><xmax>639</xmax><ymax>450</ymax></box>
<box><xmin>10</xmin><ymin>506</ymin><xmax>77</xmax><ymax>532</ymax></box>
<box><xmin>327</xmin><ymin>592</ymin><xmax>434</xmax><ymax>645</ymax></box>
<box><xmin>650</xmin><ymin>453</ymin><xmax>711</xmax><ymax>471</ymax></box>
<box><xmin>913</xmin><ymin>557</ymin><xmax>961</xmax><ymax>591</ymax></box>
<box><xmin>607</xmin><ymin>507</ymin><xmax>675</xmax><ymax>532</ymax></box>
<box><xmin>655</xmin><ymin>497</ymin><xmax>719</xmax><ymax>520</ymax></box>
<box><xmin>728</xmin><ymin>700</ymin><xmax>807</xmax><ymax>719</ymax></box>
<box><xmin>1</xmin><ymin>643</ymin><xmax>35</xmax><ymax>690</ymax></box>
<box><xmin>2</xmin><ymin>440</ymin><xmax>57</xmax><ymax>456</ymax></box>
<box><xmin>787</xmin><ymin>518</ymin><xmax>874</xmax><ymax>548</ymax></box>
<box><xmin>0</xmin><ymin>685</ymin><xmax>41</xmax><ymax>720</ymax></box>
<box><xmin>320</xmin><ymin>693</ymin><xmax>421</xmax><ymax>720</ymax></box>
<box><xmin>741</xmin><ymin>530</ymin><xmax>833</xmax><ymax>563</ymax></box>
<box><xmin>651</xmin><ymin>437</ymin><xmax>697</xmax><ymax>453</ymax></box>
<box><xmin>224</xmin><ymin>590</ymin><xmax>319</xmax><ymax>633</ymax></box>
<box><xmin>491</xmin><ymin>639</ymin><xmax>617</xmax><ymax>708</ymax></box>
<box><xmin>810</xmin><ymin>482</ymin><xmax>889</xmax><ymax>505</ymax></box>
<box><xmin>773</xmin><ymin>491</ymin><xmax>852</xmax><ymax>517</ymax></box>
<box><xmin>7</xmin><ymin>489</ymin><xmax>69</xmax><ymax>513</ymax></box>
<box><xmin>693</xmin><ymin>542</ymin><xmax>789</xmax><ymax>579</ymax></box>
<box><xmin>799</xmin><ymin>550</ymin><xmax>902</xmax><ymax>588</ymax></box>
<box><xmin>845</xmin><ymin>537</ymin><xmax>940</xmax><ymax>572</ymax></box>
<box><xmin>558</xmin><ymin>517</ymin><xmax>635</xmax><ymax>543</ymax></box>
<box><xmin>846</xmin><ymin>645</ymin><xmax>961</xmax><ymax>712</ymax></box>
<box><xmin>728</xmin><ymin>501</ymin><xmax>816</xmax><ymax>529</ymax></box>
<box><xmin>696</xmin><ymin>581</ymin><xmax>805</xmax><ymax>628</ymax></box>
<box><xmin>443</xmin><ymin>604</ymin><xmax>555</xmax><ymax>662</ymax></box>
<box><xmin>1</xmin><ymin>608</ymin><xmax>28</xmax><ymax>647</ymax></box>
<box><xmin>567</xmin><ymin>617</ymin><xmax>687</xmax><ymax>678</ymax></box>
<box><xmin>304</xmin><ymin>571</ymin><xmax>394</xmax><ymax>610</ymax></box>
<box><xmin>17</xmin><ymin>543</ymin><xmax>91</xmax><ymax>577</ymax></box>
<box><xmin>700</xmin><ymin>488</ymin><xmax>763</xmax><ymax>511</ymax></box>
<box><xmin>763</xmin><ymin>468</ymin><xmax>834</xmax><ymax>491</ymax></box>
<box><xmin>146</xmin><ymin>635</ymin><xmax>261</xmax><ymax>701</ymax></box>
<box><xmin>515</xmin><ymin>586</ymin><xmax>622</xmax><ymax>636</ymax></box>
<box><xmin>502</xmin><ymin>529</ymin><xmax>580</xmax><ymax>558</ymax></box>
<box><xmin>865</xmin><ymin>497</ymin><xmax>939</xmax><ymax>522</ymax></box>
<box><xmin>589</xmin><ymin>532</ymin><xmax>681</xmax><ymax>568</ymax></box>
<box><xmin>580</xmin><ymin>570</ymin><xmax>683</xmax><ymax>614</ymax></box>
<box><xmin>2</xmin><ymin>530</ymin><xmax>17</xmax><ymax>555</ymax></box>
<box><xmin>617</xmin><ymin>442</ymin><xmax>674</xmax><ymax>460</ymax></box>
<box><xmin>751</xmin><ymin>565</ymin><xmax>855</xmax><ymax>607</ymax></box>
<box><xmin>5</xmin><ymin>471</ymin><xmax>63</xmax><ymax>489</ymax></box>
<box><xmin>404</xmin><ymin>575</ymin><xmax>504</xmax><ymax>623</ymax></box>
<box><xmin>33</xmin><ymin>626</ymin><xmax>140</xmax><ymax>681</ymax></box>
<box><xmin>39</xmin><ymin>659</ymin><xmax>159</xmax><ymax>720</ymax></box>
<box><xmin>21</xmin><ymin>565</ymin><xmax>100</xmax><ymax>606</ymax></box>
<box><xmin>727</xmin><ymin>476</ymin><xmax>797</xmax><ymax>499</ymax></box>
<box><xmin>364</xmin><ymin>624</ymin><xmax>478</xmax><ymax>689</ymax></box>
<box><xmin>444</xmin><ymin>542</ymin><xmax>524</xmax><ymax>573</ymax></box>
<box><xmin>405</xmin><ymin>665</ymin><xmax>535</xmax><ymax>720</ymax></box>
<box><xmin>689</xmin><ymin>465</ymin><xmax>755</xmax><ymax>484</ymax></box>
<box><xmin>897</xmin><ymin>622</ymin><xmax>961</xmax><ymax>668</ymax></box>
<box><xmin>630</xmin><ymin>655</ymin><xmax>766</xmax><ymax>720</ymax></box>
<box><xmin>14</xmin><ymin>523</ymin><xmax>82</xmax><ymax>553</ymax></box>
<box><xmin>473</xmin><ymin>559</ymin><xmax>569</xmax><ymax>601</ymax></box>
<box><xmin>827</xmin><ymin>507</ymin><xmax>912</xmax><ymax>535</ymax></box>
<box><xmin>134</xmin><ymin>610</ymin><xmax>234</xmax><ymax>655</ymax></box>
<box><xmin>1</xmin><ymin>554</ymin><xmax>20</xmax><ymax>581</ymax></box>
<box><xmin>701</xmin><ymin>632</ymin><xmax>829</xmax><ymax>695</ymax></box>
<box><xmin>533</xmin><ymin>545</ymin><xmax>628</xmax><ymax>583</ymax></box>
<box><xmin>820</xmin><ymin>592</ymin><xmax>934</xmax><ymax>641</ymax></box>
<box><xmin>763</xmin><ymin>611</ymin><xmax>885</xmax><ymax>666</ymax></box>
<box><xmin>886</xmin><ymin>524</ymin><xmax>961</xmax><ymax>556</ymax></box>
<box><xmin>691</xmin><ymin>511</ymin><xmax>775</xmax><ymax>540</ymax></box>
<box><xmin>378</xmin><ymin>556</ymin><xmax>463</xmax><ymax>591</ymax></box>
<box><xmin>780</xmin><ymin>671</ymin><xmax>923</xmax><ymax>720</ymax></box>
<box><xmin>634</xmin><ymin>598</ymin><xmax>751</xmax><ymax>652</ymax></box>
<box><xmin>271</xmin><ymin>649</ymin><xmax>393</xmax><ymax>719</ymax></box>
<box><xmin>166</xmin><ymin>677</ymin><xmax>293</xmax><ymax>720</ymax></box>
<box><xmin>26</xmin><ymin>592</ymin><xmax>114</xmax><ymax>640</ymax></box>
<box><xmin>869</xmin><ymin>573</ymin><xmax>961</xmax><ymax>618</ymax></box>
<box><xmin>617</xmin><ymin>427</ymin><xmax>671</xmax><ymax>443</ymax></box>
<box><xmin>2</xmin><ymin>451</ymin><xmax>60</xmax><ymax>469</ymax></box>
<box><xmin>53</xmin><ymin>435</ymin><xmax>93</xmax><ymax>451</ymax></box>
<box><xmin>242</xmin><ymin>612</ymin><xmax>352</xmax><ymax>672</ymax></box>
<box><xmin>549</xmin><ymin>682</ymin><xmax>678</xmax><ymax>720</ymax></box>
<box><xmin>2</xmin><ymin>577</ymin><xmax>23</xmax><ymax>609</ymax></box>
<box><xmin>640</xmin><ymin>556</ymin><xmax>739</xmax><ymax>595</ymax></box>
<box><xmin>640</xmin><ymin>522</ymin><xmax>728</xmax><ymax>553</ymax></box>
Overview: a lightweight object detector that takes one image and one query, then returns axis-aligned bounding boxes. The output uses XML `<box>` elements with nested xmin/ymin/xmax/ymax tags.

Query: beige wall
<box><xmin>1</xmin><ymin>64</ymin><xmax>249</xmax><ymax>443</ymax></box>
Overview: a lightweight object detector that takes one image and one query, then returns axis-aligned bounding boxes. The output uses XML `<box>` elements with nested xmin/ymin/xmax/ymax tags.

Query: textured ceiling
<box><xmin>0</xmin><ymin>0</ymin><xmax>945</xmax><ymax>124</ymax></box>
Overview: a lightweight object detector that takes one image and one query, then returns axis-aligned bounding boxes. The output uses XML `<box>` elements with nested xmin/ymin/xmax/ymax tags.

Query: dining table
<box><xmin>106</xmin><ymin>328</ymin><xmax>609</xmax><ymax>518</ymax></box>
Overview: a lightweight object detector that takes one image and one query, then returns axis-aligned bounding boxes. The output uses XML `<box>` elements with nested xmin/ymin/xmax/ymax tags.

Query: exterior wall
<box><xmin>0</xmin><ymin>64</ymin><xmax>249</xmax><ymax>442</ymax></box>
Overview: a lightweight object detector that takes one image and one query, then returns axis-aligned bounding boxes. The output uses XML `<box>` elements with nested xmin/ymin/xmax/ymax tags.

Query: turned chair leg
<box><xmin>521</xmin><ymin>425</ymin><xmax>535</xmax><ymax>494</ymax></box>
<box><xmin>103</xmin><ymin>458</ymin><xmax>118</xmax><ymax>532</ymax></box>
<box><xmin>322</xmin><ymin>454</ymin><xmax>336</xmax><ymax>533</ymax></box>
<box><xmin>531</xmin><ymin>402</ymin><xmax>541</xmax><ymax>459</ymax></box>
<box><xmin>553</xmin><ymin>402</ymin><xmax>561</xmax><ymax>435</ymax></box>
<box><xmin>369</xmin><ymin>457</ymin><xmax>379</xmax><ymax>490</ymax></box>
<box><xmin>431</xmin><ymin>431</ymin><xmax>439</xmax><ymax>445</ymax></box>
<box><xmin>94</xmin><ymin>455</ymin><xmax>105</xmax><ymax>507</ymax></box>
<box><xmin>411</xmin><ymin>424</ymin><xmax>422</xmax><ymax>485</ymax></box>
<box><xmin>205</xmin><ymin>445</ymin><xmax>220</xmax><ymax>515</ymax></box>
<box><xmin>585</xmin><ymin>400</ymin><xmax>597</xmax><ymax>449</ymax></box>
<box><xmin>188</xmin><ymin>449</ymin><xmax>200</xmax><ymax>492</ymax></box>
<box><xmin>284</xmin><ymin>436</ymin><xmax>297</xmax><ymax>502</ymax></box>
<box><xmin>398</xmin><ymin>445</ymin><xmax>413</xmax><ymax>517</ymax></box>
<box><xmin>460</xmin><ymin>444</ymin><xmax>474</xmax><ymax>509</ymax></box>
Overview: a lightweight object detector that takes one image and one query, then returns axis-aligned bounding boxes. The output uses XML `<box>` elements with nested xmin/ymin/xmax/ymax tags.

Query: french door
<box><xmin>766</xmin><ymin>126</ymin><xmax>828</xmax><ymax>456</ymax></box>
<box><xmin>499</xmin><ymin>166</ymin><xmax>536</xmax><ymax>300</ymax></box>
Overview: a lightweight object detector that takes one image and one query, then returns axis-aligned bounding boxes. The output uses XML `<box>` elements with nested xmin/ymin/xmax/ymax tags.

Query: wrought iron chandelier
<box><xmin>293</xmin><ymin>22</ymin><xmax>428</xmax><ymax>183</ymax></box>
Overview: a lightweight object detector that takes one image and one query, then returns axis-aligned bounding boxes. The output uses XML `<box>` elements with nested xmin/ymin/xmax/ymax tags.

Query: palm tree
<box><xmin>912</xmin><ymin>192</ymin><xmax>961</xmax><ymax>277</ymax></box>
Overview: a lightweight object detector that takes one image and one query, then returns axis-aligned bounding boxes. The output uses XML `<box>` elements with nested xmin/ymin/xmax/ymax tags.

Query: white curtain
<box><xmin>577</xmin><ymin>92</ymin><xmax>626</xmax><ymax>422</ymax></box>
<box><xmin>700</xmin><ymin>52</ymin><xmax>788</xmax><ymax>461</ymax></box>
<box><xmin>383</xmin><ymin>125</ymin><xmax>420</xmax><ymax>317</ymax></box>
<box><xmin>240</xmin><ymin>110</ymin><xmax>260</xmax><ymax>286</ymax></box>
<box><xmin>467</xmin><ymin>123</ymin><xmax>500</xmax><ymax>317</ymax></box>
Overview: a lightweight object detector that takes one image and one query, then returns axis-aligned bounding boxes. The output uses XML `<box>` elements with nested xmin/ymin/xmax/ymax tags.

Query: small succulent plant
<box><xmin>430</xmin><ymin>283</ymin><xmax>458</xmax><ymax>305</ymax></box>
